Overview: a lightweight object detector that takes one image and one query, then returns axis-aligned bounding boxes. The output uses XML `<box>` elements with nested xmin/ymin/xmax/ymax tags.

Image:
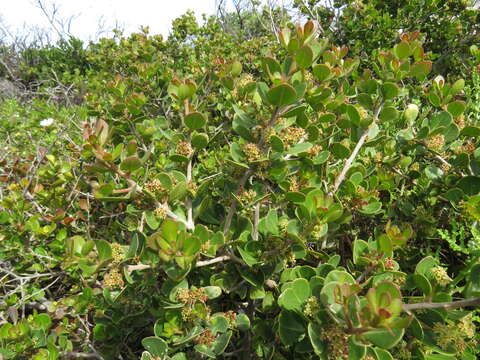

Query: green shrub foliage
<box><xmin>1</xmin><ymin>15</ymin><xmax>480</xmax><ymax>360</ymax></box>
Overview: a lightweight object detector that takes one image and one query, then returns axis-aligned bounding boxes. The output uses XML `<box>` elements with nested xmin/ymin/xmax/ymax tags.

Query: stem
<box><xmin>223</xmin><ymin>170</ymin><xmax>253</xmax><ymax>236</ymax></box>
<box><xmin>331</xmin><ymin>104</ymin><xmax>383</xmax><ymax>194</ymax></box>
<box><xmin>196</xmin><ymin>255</ymin><xmax>232</xmax><ymax>267</ymax></box>
<box><xmin>186</xmin><ymin>158</ymin><xmax>194</xmax><ymax>230</ymax></box>
<box><xmin>252</xmin><ymin>203</ymin><xmax>260</xmax><ymax>241</ymax></box>
<box><xmin>402</xmin><ymin>297</ymin><xmax>480</xmax><ymax>312</ymax></box>
<box><xmin>223</xmin><ymin>106</ymin><xmax>282</xmax><ymax>236</ymax></box>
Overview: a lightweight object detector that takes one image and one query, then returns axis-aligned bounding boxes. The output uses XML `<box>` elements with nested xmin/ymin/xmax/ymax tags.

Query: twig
<box><xmin>402</xmin><ymin>297</ymin><xmax>480</xmax><ymax>312</ymax></box>
<box><xmin>126</xmin><ymin>254</ymin><xmax>239</xmax><ymax>273</ymax></box>
<box><xmin>186</xmin><ymin>158</ymin><xmax>194</xmax><ymax>230</ymax></box>
<box><xmin>252</xmin><ymin>203</ymin><xmax>260</xmax><ymax>241</ymax></box>
<box><xmin>60</xmin><ymin>351</ymin><xmax>103</xmax><ymax>359</ymax></box>
<box><xmin>196</xmin><ymin>255</ymin><xmax>232</xmax><ymax>267</ymax></box>
<box><xmin>331</xmin><ymin>104</ymin><xmax>383</xmax><ymax>194</ymax></box>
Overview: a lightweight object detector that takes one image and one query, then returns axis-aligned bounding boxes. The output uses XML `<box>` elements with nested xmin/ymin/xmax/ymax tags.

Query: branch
<box><xmin>331</xmin><ymin>104</ymin><xmax>383</xmax><ymax>194</ymax></box>
<box><xmin>252</xmin><ymin>203</ymin><xmax>260</xmax><ymax>241</ymax></box>
<box><xmin>186</xmin><ymin>158</ymin><xmax>194</xmax><ymax>230</ymax></box>
<box><xmin>61</xmin><ymin>351</ymin><xmax>103</xmax><ymax>359</ymax></box>
<box><xmin>402</xmin><ymin>297</ymin><xmax>480</xmax><ymax>312</ymax></box>
<box><xmin>223</xmin><ymin>106</ymin><xmax>281</xmax><ymax>236</ymax></box>
<box><xmin>125</xmin><ymin>254</ymin><xmax>239</xmax><ymax>273</ymax></box>
<box><xmin>196</xmin><ymin>255</ymin><xmax>232</xmax><ymax>267</ymax></box>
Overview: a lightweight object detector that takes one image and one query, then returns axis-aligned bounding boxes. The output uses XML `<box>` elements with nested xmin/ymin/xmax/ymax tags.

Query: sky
<box><xmin>0</xmin><ymin>0</ymin><xmax>217</xmax><ymax>42</ymax></box>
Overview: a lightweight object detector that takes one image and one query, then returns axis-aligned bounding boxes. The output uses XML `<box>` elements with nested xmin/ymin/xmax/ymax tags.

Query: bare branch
<box><xmin>403</xmin><ymin>297</ymin><xmax>480</xmax><ymax>312</ymax></box>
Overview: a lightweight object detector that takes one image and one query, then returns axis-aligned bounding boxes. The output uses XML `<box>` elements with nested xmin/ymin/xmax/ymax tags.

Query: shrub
<box><xmin>1</xmin><ymin>18</ymin><xmax>480</xmax><ymax>360</ymax></box>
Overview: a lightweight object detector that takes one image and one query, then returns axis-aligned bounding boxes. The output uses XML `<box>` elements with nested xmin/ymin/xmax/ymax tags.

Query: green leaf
<box><xmin>203</xmin><ymin>286</ymin><xmax>222</xmax><ymax>299</ymax></box>
<box><xmin>381</xmin><ymin>82</ymin><xmax>399</xmax><ymax>100</ymax></box>
<box><xmin>410</xmin><ymin>60</ymin><xmax>432</xmax><ymax>80</ymax></box>
<box><xmin>162</xmin><ymin>220</ymin><xmax>178</xmax><ymax>245</ymax></box>
<box><xmin>212</xmin><ymin>331</ymin><xmax>232</xmax><ymax>355</ymax></box>
<box><xmin>295</xmin><ymin>45</ymin><xmax>313</xmax><ymax>69</ymax></box>
<box><xmin>287</xmin><ymin>142</ymin><xmax>312</xmax><ymax>155</ymax></box>
<box><xmin>120</xmin><ymin>155</ymin><xmax>142</xmax><ymax>172</ymax></box>
<box><xmin>428</xmin><ymin>93</ymin><xmax>441</xmax><ymax>107</ymax></box>
<box><xmin>278</xmin><ymin>278</ymin><xmax>311</xmax><ymax>311</ymax></box>
<box><xmin>362</xmin><ymin>328</ymin><xmax>404</xmax><ymax>349</ymax></box>
<box><xmin>183</xmin><ymin>236</ymin><xmax>201</xmax><ymax>256</ymax></box>
<box><xmin>331</xmin><ymin>142</ymin><xmax>350</xmax><ymax>159</ymax></box>
<box><xmin>142</xmin><ymin>337</ymin><xmax>168</xmax><ymax>357</ymax></box>
<box><xmin>191</xmin><ymin>133</ymin><xmax>209</xmax><ymax>149</ymax></box>
<box><xmin>96</xmin><ymin>240</ymin><xmax>112</xmax><ymax>261</ymax></box>
<box><xmin>415</xmin><ymin>256</ymin><xmax>436</xmax><ymax>277</ymax></box>
<box><xmin>169</xmin><ymin>182</ymin><xmax>188</xmax><ymax>201</ymax></box>
<box><xmin>145</xmin><ymin>211</ymin><xmax>160</xmax><ymax>230</ymax></box>
<box><xmin>33</xmin><ymin>314</ymin><xmax>52</xmax><ymax>330</ymax></box>
<box><xmin>465</xmin><ymin>263</ymin><xmax>480</xmax><ymax>297</ymax></box>
<box><xmin>447</xmin><ymin>101</ymin><xmax>466</xmax><ymax>118</ymax></box>
<box><xmin>324</xmin><ymin>270</ymin><xmax>355</xmax><ymax>285</ymax></box>
<box><xmin>424</xmin><ymin>355</ymin><xmax>456</xmax><ymax>360</ymax></box>
<box><xmin>374</xmin><ymin>348</ymin><xmax>394</xmax><ymax>360</ymax></box>
<box><xmin>312</xmin><ymin>64</ymin><xmax>331</xmax><ymax>82</ymax></box>
<box><xmin>184</xmin><ymin>112</ymin><xmax>206</xmax><ymax>130</ymax></box>
<box><xmin>278</xmin><ymin>310</ymin><xmax>306</xmax><ymax>346</ymax></box>
<box><xmin>308</xmin><ymin>323</ymin><xmax>326</xmax><ymax>355</ymax></box>
<box><xmin>346</xmin><ymin>104</ymin><xmax>360</xmax><ymax>125</ymax></box>
<box><xmin>267</xmin><ymin>84</ymin><xmax>297</xmax><ymax>106</ymax></box>
<box><xmin>449</xmin><ymin>79</ymin><xmax>465</xmax><ymax>96</ymax></box>
<box><xmin>460</xmin><ymin>126</ymin><xmax>480</xmax><ymax>137</ymax></box>
<box><xmin>235</xmin><ymin>313</ymin><xmax>250</xmax><ymax>331</ymax></box>
<box><xmin>393</xmin><ymin>41</ymin><xmax>410</xmax><ymax>59</ymax></box>
<box><xmin>230</xmin><ymin>61</ymin><xmax>242</xmax><ymax>76</ymax></box>
<box><xmin>359</xmin><ymin>201</ymin><xmax>382</xmax><ymax>215</ymax></box>
<box><xmin>209</xmin><ymin>315</ymin><xmax>229</xmax><ymax>334</ymax></box>
<box><xmin>379</xmin><ymin>106</ymin><xmax>399</xmax><ymax>121</ymax></box>
<box><xmin>457</xmin><ymin>176</ymin><xmax>480</xmax><ymax>195</ymax></box>
<box><xmin>318</xmin><ymin>112</ymin><xmax>336</xmax><ymax>123</ymax></box>
<box><xmin>425</xmin><ymin>165</ymin><xmax>443</xmax><ymax>180</ymax></box>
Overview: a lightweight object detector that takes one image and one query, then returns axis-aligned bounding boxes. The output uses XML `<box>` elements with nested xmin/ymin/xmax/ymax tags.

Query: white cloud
<box><xmin>1</xmin><ymin>0</ymin><xmax>216</xmax><ymax>42</ymax></box>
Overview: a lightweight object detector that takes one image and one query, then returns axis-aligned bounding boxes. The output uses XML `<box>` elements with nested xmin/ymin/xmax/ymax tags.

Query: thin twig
<box><xmin>331</xmin><ymin>104</ymin><xmax>383</xmax><ymax>194</ymax></box>
<box><xmin>402</xmin><ymin>297</ymin><xmax>480</xmax><ymax>312</ymax></box>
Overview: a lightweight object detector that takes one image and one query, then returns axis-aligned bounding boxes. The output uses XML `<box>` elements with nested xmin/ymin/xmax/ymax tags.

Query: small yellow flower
<box><xmin>430</xmin><ymin>266</ymin><xmax>452</xmax><ymax>286</ymax></box>
<box><xmin>242</xmin><ymin>143</ymin><xmax>261</xmax><ymax>163</ymax></box>
<box><xmin>111</xmin><ymin>243</ymin><xmax>125</xmax><ymax>264</ymax></box>
<box><xmin>426</xmin><ymin>134</ymin><xmax>445</xmax><ymax>151</ymax></box>
<box><xmin>177</xmin><ymin>141</ymin><xmax>194</xmax><ymax>157</ymax></box>
<box><xmin>103</xmin><ymin>268</ymin><xmax>124</xmax><ymax>289</ymax></box>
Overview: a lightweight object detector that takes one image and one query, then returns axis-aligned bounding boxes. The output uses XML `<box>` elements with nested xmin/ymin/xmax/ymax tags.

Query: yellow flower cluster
<box><xmin>455</xmin><ymin>114</ymin><xmax>466</xmax><ymax>129</ymax></box>
<box><xmin>320</xmin><ymin>325</ymin><xmax>349</xmax><ymax>360</ymax></box>
<box><xmin>144</xmin><ymin>179</ymin><xmax>168</xmax><ymax>195</ymax></box>
<box><xmin>176</xmin><ymin>288</ymin><xmax>208</xmax><ymax>304</ymax></box>
<box><xmin>238</xmin><ymin>74</ymin><xmax>253</xmax><ymax>88</ymax></box>
<box><xmin>103</xmin><ymin>268</ymin><xmax>124</xmax><ymax>289</ymax></box>
<box><xmin>154</xmin><ymin>204</ymin><xmax>168</xmax><ymax>220</ymax></box>
<box><xmin>308</xmin><ymin>144</ymin><xmax>322</xmax><ymax>157</ymax></box>
<box><xmin>238</xmin><ymin>188</ymin><xmax>257</xmax><ymax>205</ymax></box>
<box><xmin>430</xmin><ymin>266</ymin><xmax>452</xmax><ymax>286</ymax></box>
<box><xmin>280</xmin><ymin>127</ymin><xmax>306</xmax><ymax>145</ymax></box>
<box><xmin>426</xmin><ymin>134</ymin><xmax>445</xmax><ymax>151</ymax></box>
<box><xmin>111</xmin><ymin>243</ymin><xmax>125</xmax><ymax>264</ymax></box>
<box><xmin>176</xmin><ymin>141</ymin><xmax>193</xmax><ymax>157</ymax></box>
<box><xmin>242</xmin><ymin>143</ymin><xmax>261</xmax><ymax>162</ymax></box>
<box><xmin>460</xmin><ymin>141</ymin><xmax>476</xmax><ymax>153</ymax></box>
<box><xmin>433</xmin><ymin>316</ymin><xmax>476</xmax><ymax>352</ymax></box>
<box><xmin>440</xmin><ymin>162</ymin><xmax>451</xmax><ymax>173</ymax></box>
<box><xmin>194</xmin><ymin>329</ymin><xmax>216</xmax><ymax>346</ymax></box>
<box><xmin>303</xmin><ymin>296</ymin><xmax>320</xmax><ymax>318</ymax></box>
